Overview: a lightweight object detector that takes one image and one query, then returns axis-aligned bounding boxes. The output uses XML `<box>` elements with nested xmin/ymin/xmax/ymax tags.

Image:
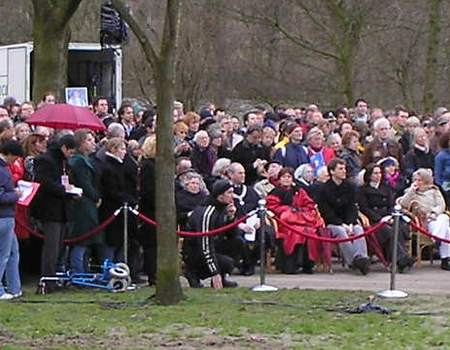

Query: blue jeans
<box><xmin>0</xmin><ymin>218</ymin><xmax>21</xmax><ymax>295</ymax></box>
<box><xmin>70</xmin><ymin>244</ymin><xmax>110</xmax><ymax>273</ymax></box>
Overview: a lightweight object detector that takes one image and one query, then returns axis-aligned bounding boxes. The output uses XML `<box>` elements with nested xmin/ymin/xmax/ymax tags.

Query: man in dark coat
<box><xmin>30</xmin><ymin>135</ymin><xmax>79</xmax><ymax>288</ymax></box>
<box><xmin>183</xmin><ymin>180</ymin><xmax>240</xmax><ymax>289</ymax></box>
<box><xmin>231</xmin><ymin>125</ymin><xmax>271</xmax><ymax>185</ymax></box>
<box><xmin>363</xmin><ymin>118</ymin><xmax>402</xmax><ymax>167</ymax></box>
<box><xmin>316</xmin><ymin>158</ymin><xmax>370</xmax><ymax>275</ymax></box>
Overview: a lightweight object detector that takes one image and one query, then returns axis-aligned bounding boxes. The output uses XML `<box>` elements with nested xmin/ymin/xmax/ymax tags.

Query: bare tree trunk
<box><xmin>32</xmin><ymin>0</ymin><xmax>83</xmax><ymax>103</ymax></box>
<box><xmin>112</xmin><ymin>0</ymin><xmax>183</xmax><ymax>305</ymax></box>
<box><xmin>423</xmin><ymin>0</ymin><xmax>442</xmax><ymax>113</ymax></box>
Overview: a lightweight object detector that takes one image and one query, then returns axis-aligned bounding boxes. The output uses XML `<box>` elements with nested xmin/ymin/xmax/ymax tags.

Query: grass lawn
<box><xmin>0</xmin><ymin>284</ymin><xmax>449</xmax><ymax>349</ymax></box>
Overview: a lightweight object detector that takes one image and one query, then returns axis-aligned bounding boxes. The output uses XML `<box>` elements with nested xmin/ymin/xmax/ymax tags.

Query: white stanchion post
<box><xmin>378</xmin><ymin>205</ymin><xmax>408</xmax><ymax>299</ymax></box>
<box><xmin>251</xmin><ymin>199</ymin><xmax>278</xmax><ymax>292</ymax></box>
<box><xmin>123</xmin><ymin>202</ymin><xmax>129</xmax><ymax>266</ymax></box>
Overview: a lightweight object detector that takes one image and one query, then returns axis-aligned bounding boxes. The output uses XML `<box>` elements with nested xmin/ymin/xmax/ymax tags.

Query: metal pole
<box><xmin>259</xmin><ymin>199</ymin><xmax>266</xmax><ymax>286</ymax></box>
<box><xmin>378</xmin><ymin>205</ymin><xmax>408</xmax><ymax>299</ymax></box>
<box><xmin>390</xmin><ymin>205</ymin><xmax>401</xmax><ymax>290</ymax></box>
<box><xmin>123</xmin><ymin>202</ymin><xmax>128</xmax><ymax>266</ymax></box>
<box><xmin>251</xmin><ymin>199</ymin><xmax>278</xmax><ymax>292</ymax></box>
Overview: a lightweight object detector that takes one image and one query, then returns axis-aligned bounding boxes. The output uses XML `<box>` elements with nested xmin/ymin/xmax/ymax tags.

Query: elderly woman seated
<box><xmin>266</xmin><ymin>167</ymin><xmax>325</xmax><ymax>274</ymax></box>
<box><xmin>398</xmin><ymin>168</ymin><xmax>450</xmax><ymax>271</ymax></box>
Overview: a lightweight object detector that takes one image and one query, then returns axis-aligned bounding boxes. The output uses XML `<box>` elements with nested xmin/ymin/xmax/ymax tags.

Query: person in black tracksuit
<box><xmin>182</xmin><ymin>180</ymin><xmax>239</xmax><ymax>288</ymax></box>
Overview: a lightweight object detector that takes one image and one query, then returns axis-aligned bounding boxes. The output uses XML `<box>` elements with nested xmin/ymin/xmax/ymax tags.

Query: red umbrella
<box><xmin>26</xmin><ymin>103</ymin><xmax>106</xmax><ymax>131</ymax></box>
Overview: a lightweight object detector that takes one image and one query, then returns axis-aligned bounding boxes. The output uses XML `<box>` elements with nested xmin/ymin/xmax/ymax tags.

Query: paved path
<box><xmin>225</xmin><ymin>261</ymin><xmax>449</xmax><ymax>295</ymax></box>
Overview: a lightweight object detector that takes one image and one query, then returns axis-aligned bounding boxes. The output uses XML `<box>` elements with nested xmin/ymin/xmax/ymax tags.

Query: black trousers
<box><xmin>40</xmin><ymin>222</ymin><xmax>68</xmax><ymax>276</ymax></box>
<box><xmin>185</xmin><ymin>253</ymin><xmax>234</xmax><ymax>280</ymax></box>
<box><xmin>275</xmin><ymin>239</ymin><xmax>313</xmax><ymax>274</ymax></box>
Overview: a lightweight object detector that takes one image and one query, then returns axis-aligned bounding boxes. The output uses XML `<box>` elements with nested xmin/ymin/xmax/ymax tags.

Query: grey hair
<box><xmin>193</xmin><ymin>130</ymin><xmax>209</xmax><ymax>143</ymax></box>
<box><xmin>316</xmin><ymin>166</ymin><xmax>329</xmax><ymax>181</ymax></box>
<box><xmin>211</xmin><ymin>158</ymin><xmax>231</xmax><ymax>177</ymax></box>
<box><xmin>179</xmin><ymin>171</ymin><xmax>209</xmax><ymax>194</ymax></box>
<box><xmin>413</xmin><ymin>168</ymin><xmax>433</xmax><ymax>185</ymax></box>
<box><xmin>294</xmin><ymin>163</ymin><xmax>313</xmax><ymax>181</ymax></box>
<box><xmin>107</xmin><ymin>122</ymin><xmax>125</xmax><ymax>138</ymax></box>
<box><xmin>373</xmin><ymin>118</ymin><xmax>390</xmax><ymax>131</ymax></box>
<box><xmin>326</xmin><ymin>133</ymin><xmax>342</xmax><ymax>147</ymax></box>
<box><xmin>227</xmin><ymin>162</ymin><xmax>244</xmax><ymax>175</ymax></box>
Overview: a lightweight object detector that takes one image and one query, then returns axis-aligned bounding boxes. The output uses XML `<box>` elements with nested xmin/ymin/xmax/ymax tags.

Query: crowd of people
<box><xmin>0</xmin><ymin>94</ymin><xmax>450</xmax><ymax>299</ymax></box>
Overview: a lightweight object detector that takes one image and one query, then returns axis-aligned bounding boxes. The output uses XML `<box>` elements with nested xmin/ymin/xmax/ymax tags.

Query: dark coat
<box><xmin>0</xmin><ymin>157</ymin><xmax>19</xmax><ymax>218</ymax></box>
<box><xmin>273</xmin><ymin>142</ymin><xmax>309</xmax><ymax>170</ymax></box>
<box><xmin>340</xmin><ymin>147</ymin><xmax>362</xmax><ymax>179</ymax></box>
<box><xmin>190</xmin><ymin>144</ymin><xmax>216</xmax><ymax>178</ymax></box>
<box><xmin>403</xmin><ymin>147</ymin><xmax>435</xmax><ymax>179</ymax></box>
<box><xmin>138</xmin><ymin>158</ymin><xmax>156</xmax><ymax>246</ymax></box>
<box><xmin>316</xmin><ymin>179</ymin><xmax>359</xmax><ymax>225</ymax></box>
<box><xmin>232</xmin><ymin>184</ymin><xmax>260</xmax><ymax>217</ymax></box>
<box><xmin>362</xmin><ymin>138</ymin><xmax>403</xmax><ymax>168</ymax></box>
<box><xmin>99</xmin><ymin>154</ymin><xmax>137</xmax><ymax>247</ymax></box>
<box><xmin>68</xmin><ymin>153</ymin><xmax>102</xmax><ymax>246</ymax></box>
<box><xmin>183</xmin><ymin>199</ymin><xmax>237</xmax><ymax>278</ymax></box>
<box><xmin>357</xmin><ymin>183</ymin><xmax>395</xmax><ymax>224</ymax></box>
<box><xmin>231</xmin><ymin>139</ymin><xmax>271</xmax><ymax>185</ymax></box>
<box><xmin>30</xmin><ymin>147</ymin><xmax>72</xmax><ymax>222</ymax></box>
<box><xmin>176</xmin><ymin>188</ymin><xmax>209</xmax><ymax>230</ymax></box>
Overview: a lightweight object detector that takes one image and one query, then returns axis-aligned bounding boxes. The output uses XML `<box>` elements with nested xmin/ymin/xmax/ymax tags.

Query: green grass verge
<box><xmin>0</xmin><ymin>286</ymin><xmax>449</xmax><ymax>349</ymax></box>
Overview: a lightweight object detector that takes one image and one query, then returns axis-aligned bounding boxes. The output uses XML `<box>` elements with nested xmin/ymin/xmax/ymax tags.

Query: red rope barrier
<box><xmin>137</xmin><ymin>212</ymin><xmax>251</xmax><ymax>237</ymax></box>
<box><xmin>409</xmin><ymin>220</ymin><xmax>450</xmax><ymax>244</ymax></box>
<box><xmin>272</xmin><ymin>216</ymin><xmax>387</xmax><ymax>243</ymax></box>
<box><xmin>16</xmin><ymin>213</ymin><xmax>118</xmax><ymax>245</ymax></box>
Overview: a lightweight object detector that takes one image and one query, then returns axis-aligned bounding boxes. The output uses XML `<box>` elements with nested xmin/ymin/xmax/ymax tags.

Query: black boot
<box><xmin>353</xmin><ymin>257</ymin><xmax>370</xmax><ymax>275</ymax></box>
<box><xmin>185</xmin><ymin>271</ymin><xmax>204</xmax><ymax>288</ymax></box>
<box><xmin>441</xmin><ymin>258</ymin><xmax>450</xmax><ymax>271</ymax></box>
<box><xmin>221</xmin><ymin>274</ymin><xmax>238</xmax><ymax>288</ymax></box>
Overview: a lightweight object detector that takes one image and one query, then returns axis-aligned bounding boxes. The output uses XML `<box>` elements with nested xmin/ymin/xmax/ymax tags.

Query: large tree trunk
<box><xmin>112</xmin><ymin>0</ymin><xmax>183</xmax><ymax>305</ymax></box>
<box><xmin>423</xmin><ymin>0</ymin><xmax>442</xmax><ymax>113</ymax></box>
<box><xmin>153</xmin><ymin>0</ymin><xmax>183</xmax><ymax>304</ymax></box>
<box><xmin>32</xmin><ymin>0</ymin><xmax>83</xmax><ymax>103</ymax></box>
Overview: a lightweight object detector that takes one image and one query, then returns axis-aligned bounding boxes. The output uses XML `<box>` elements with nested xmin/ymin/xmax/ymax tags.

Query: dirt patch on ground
<box><xmin>0</xmin><ymin>324</ymin><xmax>300</xmax><ymax>349</ymax></box>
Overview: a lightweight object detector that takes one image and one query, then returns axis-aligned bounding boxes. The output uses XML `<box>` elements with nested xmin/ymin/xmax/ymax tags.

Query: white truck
<box><xmin>0</xmin><ymin>42</ymin><xmax>122</xmax><ymax>107</ymax></box>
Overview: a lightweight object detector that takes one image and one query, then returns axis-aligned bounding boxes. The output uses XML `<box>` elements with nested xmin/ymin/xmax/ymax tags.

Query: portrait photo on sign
<box><xmin>65</xmin><ymin>87</ymin><xmax>88</xmax><ymax>107</ymax></box>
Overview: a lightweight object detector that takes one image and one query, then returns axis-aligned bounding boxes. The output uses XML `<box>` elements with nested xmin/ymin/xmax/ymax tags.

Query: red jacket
<box><xmin>267</xmin><ymin>187</ymin><xmax>323</xmax><ymax>256</ymax></box>
<box><xmin>8</xmin><ymin>158</ymin><xmax>24</xmax><ymax>185</ymax></box>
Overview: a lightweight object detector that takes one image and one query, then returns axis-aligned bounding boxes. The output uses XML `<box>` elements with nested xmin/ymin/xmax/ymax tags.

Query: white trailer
<box><xmin>0</xmin><ymin>42</ymin><xmax>122</xmax><ymax>108</ymax></box>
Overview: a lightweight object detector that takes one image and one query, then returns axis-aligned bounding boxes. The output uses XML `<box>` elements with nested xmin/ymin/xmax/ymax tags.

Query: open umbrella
<box><xmin>26</xmin><ymin>103</ymin><xmax>106</xmax><ymax>131</ymax></box>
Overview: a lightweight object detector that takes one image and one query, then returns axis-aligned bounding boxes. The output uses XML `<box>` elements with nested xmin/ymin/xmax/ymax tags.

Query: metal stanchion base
<box><xmin>251</xmin><ymin>284</ymin><xmax>279</xmax><ymax>292</ymax></box>
<box><xmin>378</xmin><ymin>290</ymin><xmax>408</xmax><ymax>299</ymax></box>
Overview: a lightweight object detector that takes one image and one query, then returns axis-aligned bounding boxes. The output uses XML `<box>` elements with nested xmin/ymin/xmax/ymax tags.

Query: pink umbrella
<box><xmin>26</xmin><ymin>103</ymin><xmax>106</xmax><ymax>131</ymax></box>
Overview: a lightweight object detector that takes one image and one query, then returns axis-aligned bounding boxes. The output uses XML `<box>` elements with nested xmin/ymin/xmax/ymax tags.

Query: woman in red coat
<box><xmin>266</xmin><ymin>167</ymin><xmax>323</xmax><ymax>274</ymax></box>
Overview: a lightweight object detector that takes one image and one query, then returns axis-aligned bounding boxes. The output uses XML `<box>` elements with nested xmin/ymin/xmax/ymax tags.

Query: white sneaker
<box><xmin>0</xmin><ymin>293</ymin><xmax>14</xmax><ymax>300</ymax></box>
<box><xmin>13</xmin><ymin>291</ymin><xmax>22</xmax><ymax>298</ymax></box>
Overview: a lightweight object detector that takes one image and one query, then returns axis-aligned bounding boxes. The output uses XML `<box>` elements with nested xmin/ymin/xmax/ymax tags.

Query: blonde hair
<box><xmin>173</xmin><ymin>121</ymin><xmax>189</xmax><ymax>134</ymax></box>
<box><xmin>140</xmin><ymin>135</ymin><xmax>156</xmax><ymax>160</ymax></box>
<box><xmin>105</xmin><ymin>137</ymin><xmax>126</xmax><ymax>153</ymax></box>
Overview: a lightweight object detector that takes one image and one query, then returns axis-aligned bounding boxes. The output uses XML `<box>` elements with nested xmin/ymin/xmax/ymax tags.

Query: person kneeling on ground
<box><xmin>182</xmin><ymin>180</ymin><xmax>239</xmax><ymax>288</ymax></box>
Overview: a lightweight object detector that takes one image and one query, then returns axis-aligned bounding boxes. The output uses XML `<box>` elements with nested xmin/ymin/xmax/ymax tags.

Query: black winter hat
<box><xmin>211</xmin><ymin>179</ymin><xmax>232</xmax><ymax>197</ymax></box>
